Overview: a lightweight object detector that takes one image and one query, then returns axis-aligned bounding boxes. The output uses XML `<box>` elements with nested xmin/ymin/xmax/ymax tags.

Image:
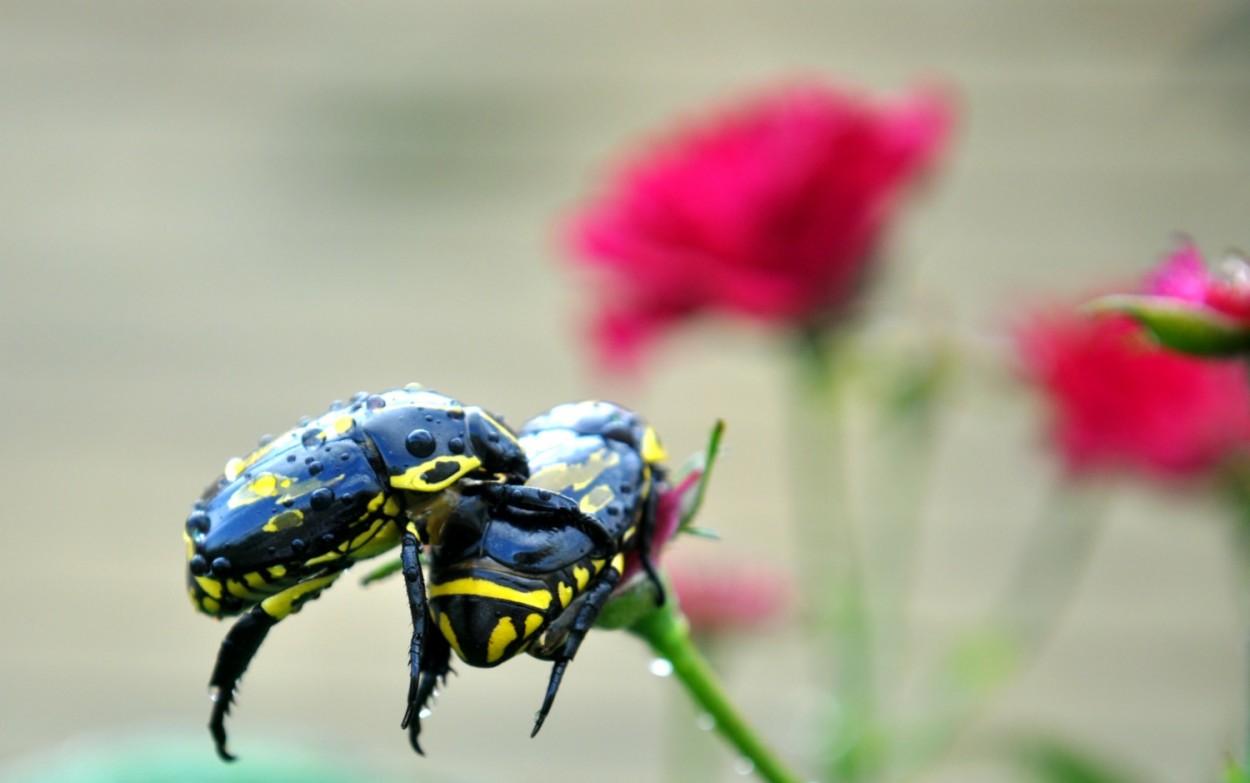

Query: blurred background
<box><xmin>4</xmin><ymin>2</ymin><xmax>1250</xmax><ymax>782</ymax></box>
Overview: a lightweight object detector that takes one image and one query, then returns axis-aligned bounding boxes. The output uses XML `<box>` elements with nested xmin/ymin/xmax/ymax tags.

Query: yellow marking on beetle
<box><xmin>428</xmin><ymin>578</ymin><xmax>552</xmax><ymax>610</ymax></box>
<box><xmin>486</xmin><ymin>617</ymin><xmax>518</xmax><ymax>663</ymax></box>
<box><xmin>610</xmin><ymin>553</ymin><xmax>625</xmax><ymax>573</ymax></box>
<box><xmin>183</xmin><ymin>531</ymin><xmax>195</xmax><ymax>561</ymax></box>
<box><xmin>524</xmin><ymin>613</ymin><xmax>544</xmax><ymax>638</ymax></box>
<box><xmin>383</xmin><ymin>496</ymin><xmax>401</xmax><ymax>517</ymax></box>
<box><xmin>226</xmin><ymin>579</ymin><xmax>266</xmax><ymax>600</ymax></box>
<box><xmin>201</xmin><ymin>596</ymin><xmax>220</xmax><ymax>614</ymax></box>
<box><xmin>579</xmin><ymin>484</ymin><xmax>614</xmax><ymax>515</ymax></box>
<box><xmin>390</xmin><ymin>455</ymin><xmax>482</xmax><ymax>492</ymax></box>
<box><xmin>529</xmin><ymin>450</ymin><xmax>620</xmax><ymax>495</ymax></box>
<box><xmin>641</xmin><ymin>426</ymin><xmax>667</xmax><ymax>464</ymax></box>
<box><xmin>439</xmin><ymin>612</ymin><xmax>465</xmax><ymax>660</ymax></box>
<box><xmin>333</xmin><ymin>415</ymin><xmax>354</xmax><ymax>434</ymax></box>
<box><xmin>261</xmin><ymin>573</ymin><xmax>340</xmax><ymax>620</ymax></box>
<box><xmin>623</xmin><ymin>526</ymin><xmax>636</xmax><ymax>543</ymax></box>
<box><xmin>351</xmin><ymin>518</ymin><xmax>401</xmax><ymax>559</ymax></box>
<box><xmin>268</xmin><ymin>565</ymin><xmax>287</xmax><ymax>579</ymax></box>
<box><xmin>227</xmin><ymin>472</ymin><xmax>286</xmax><ymax>509</ymax></box>
<box><xmin>573</xmin><ymin>566</ymin><xmax>590</xmax><ymax>590</ymax></box>
<box><xmin>194</xmin><ymin>575</ymin><xmax>223</xmax><ymax>600</ymax></box>
<box><xmin>591</xmin><ymin>559</ymin><xmax>605</xmax><ymax>573</ymax></box>
<box><xmin>274</xmin><ymin>474</ymin><xmax>345</xmax><ymax>509</ymax></box>
<box><xmin>305</xmin><ymin>549</ymin><xmax>343</xmax><ymax>567</ymax></box>
<box><xmin>244</xmin><ymin>572</ymin><xmax>268</xmax><ymax>589</ymax></box>
<box><xmin>224</xmin><ymin>457</ymin><xmax>246</xmax><ymax>483</ymax></box>
<box><xmin>406</xmin><ymin>521</ymin><xmax>421</xmax><ymax>538</ymax></box>
<box><xmin>263</xmin><ymin>509</ymin><xmax>304</xmax><ymax>533</ymax></box>
<box><xmin>366</xmin><ymin>492</ymin><xmax>385</xmax><ymax>513</ymax></box>
<box><xmin>558</xmin><ymin>582</ymin><xmax>573</xmax><ymax>607</ymax></box>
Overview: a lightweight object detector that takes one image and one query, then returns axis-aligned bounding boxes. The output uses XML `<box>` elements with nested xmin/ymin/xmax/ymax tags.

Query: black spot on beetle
<box><xmin>421</xmin><ymin>460</ymin><xmax>461</xmax><ymax>486</ymax></box>
<box><xmin>307</xmin><ymin>460</ymin><xmax>323</xmax><ymax>476</ymax></box>
<box><xmin>211</xmin><ymin>557</ymin><xmax>232</xmax><ymax>575</ymax></box>
<box><xmin>189</xmin><ymin>554</ymin><xmax>209</xmax><ymax>576</ymax></box>
<box><xmin>291</xmin><ymin>538</ymin><xmax>307</xmax><ymax>554</ymax></box>
<box><xmin>448</xmin><ymin>437</ymin><xmax>465</xmax><ymax>454</ymax></box>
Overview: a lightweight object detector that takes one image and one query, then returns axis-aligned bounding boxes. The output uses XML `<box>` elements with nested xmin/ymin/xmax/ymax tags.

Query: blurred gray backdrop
<box><xmin>3</xmin><ymin>3</ymin><xmax>1250</xmax><ymax>782</ymax></box>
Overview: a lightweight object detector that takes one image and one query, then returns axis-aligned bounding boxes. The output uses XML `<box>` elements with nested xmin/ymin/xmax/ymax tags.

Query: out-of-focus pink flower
<box><xmin>1015</xmin><ymin>306</ymin><xmax>1250</xmax><ymax>478</ymax></box>
<box><xmin>567</xmin><ymin>81</ymin><xmax>954</xmax><ymax>370</ymax></box>
<box><xmin>667</xmin><ymin>561</ymin><xmax>792</xmax><ymax>636</ymax></box>
<box><xmin>1146</xmin><ymin>240</ymin><xmax>1250</xmax><ymax>324</ymax></box>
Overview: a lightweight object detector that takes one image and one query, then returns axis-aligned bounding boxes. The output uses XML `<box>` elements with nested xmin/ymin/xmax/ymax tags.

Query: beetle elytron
<box><xmin>185</xmin><ymin>388</ymin><xmax>668</xmax><ymax>759</ymax></box>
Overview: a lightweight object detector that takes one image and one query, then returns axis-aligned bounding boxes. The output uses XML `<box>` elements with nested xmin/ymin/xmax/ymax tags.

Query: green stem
<box><xmin>632</xmin><ymin>602</ymin><xmax>808</xmax><ymax>783</ymax></box>
<box><xmin>790</xmin><ymin>329</ymin><xmax>875</xmax><ymax>781</ymax></box>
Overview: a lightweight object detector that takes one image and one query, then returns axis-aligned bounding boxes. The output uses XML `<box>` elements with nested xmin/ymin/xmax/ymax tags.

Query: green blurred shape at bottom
<box><xmin>1</xmin><ymin>734</ymin><xmax>394</xmax><ymax>783</ymax></box>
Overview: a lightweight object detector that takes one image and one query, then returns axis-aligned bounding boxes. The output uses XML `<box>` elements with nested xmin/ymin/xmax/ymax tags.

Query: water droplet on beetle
<box><xmin>418</xmin><ymin>707</ymin><xmax>433</xmax><ymax>719</ymax></box>
<box><xmin>648</xmin><ymin>658</ymin><xmax>673</xmax><ymax>677</ymax></box>
<box><xmin>366</xmin><ymin>394</ymin><xmax>387</xmax><ymax>410</ymax></box>
<box><xmin>406</xmin><ymin>429</ymin><xmax>436</xmax><ymax>458</ymax></box>
<box><xmin>301</xmin><ymin>430</ymin><xmax>322</xmax><ymax>448</ymax></box>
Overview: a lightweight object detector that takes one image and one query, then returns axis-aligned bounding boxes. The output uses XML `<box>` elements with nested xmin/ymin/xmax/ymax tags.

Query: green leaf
<box><xmin>676</xmin><ymin>419</ymin><xmax>726</xmax><ymax>533</ymax></box>
<box><xmin>1225</xmin><ymin>760</ymin><xmax>1250</xmax><ymax>783</ymax></box>
<box><xmin>1009</xmin><ymin>736</ymin><xmax>1149</xmax><ymax>783</ymax></box>
<box><xmin>359</xmin><ymin>557</ymin><xmax>403</xmax><ymax>586</ymax></box>
<box><xmin>1085</xmin><ymin>294</ymin><xmax>1250</xmax><ymax>357</ymax></box>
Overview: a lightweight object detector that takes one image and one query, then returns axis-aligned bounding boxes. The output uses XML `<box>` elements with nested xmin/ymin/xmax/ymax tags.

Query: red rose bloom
<box><xmin>567</xmin><ymin>82</ymin><xmax>954</xmax><ymax>370</ymax></box>
<box><xmin>1015</xmin><ymin>307</ymin><xmax>1250</xmax><ymax>478</ymax></box>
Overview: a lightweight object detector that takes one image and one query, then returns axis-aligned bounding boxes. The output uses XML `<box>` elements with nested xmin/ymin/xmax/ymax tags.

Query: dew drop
<box><xmin>733</xmin><ymin>758</ymin><xmax>755</xmax><ymax>776</ymax></box>
<box><xmin>406</xmin><ymin>429</ymin><xmax>436</xmax><ymax>458</ymax></box>
<box><xmin>300</xmin><ymin>430</ymin><xmax>322</xmax><ymax>448</ymax></box>
<box><xmin>365</xmin><ymin>394</ymin><xmax>387</xmax><ymax>410</ymax></box>
<box><xmin>648</xmin><ymin>658</ymin><xmax>673</xmax><ymax>677</ymax></box>
<box><xmin>696</xmin><ymin>713</ymin><xmax>716</xmax><ymax>732</ymax></box>
<box><xmin>310</xmin><ymin>487</ymin><xmax>335</xmax><ymax>511</ymax></box>
<box><xmin>447</xmin><ymin>437</ymin><xmax>465</xmax><ymax>454</ymax></box>
<box><xmin>418</xmin><ymin>707</ymin><xmax>433</xmax><ymax>719</ymax></box>
<box><xmin>307</xmin><ymin>460</ymin><xmax>323</xmax><ymax>476</ymax></box>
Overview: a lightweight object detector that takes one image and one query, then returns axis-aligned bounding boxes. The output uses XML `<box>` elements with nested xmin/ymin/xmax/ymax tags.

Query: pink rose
<box><xmin>567</xmin><ymin>82</ymin><xmax>954</xmax><ymax>370</ymax></box>
<box><xmin>1015</xmin><ymin>307</ymin><xmax>1250</xmax><ymax>478</ymax></box>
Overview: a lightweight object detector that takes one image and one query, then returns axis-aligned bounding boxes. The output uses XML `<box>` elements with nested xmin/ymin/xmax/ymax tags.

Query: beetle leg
<box><xmin>207</xmin><ymin>571</ymin><xmax>342</xmax><ymax>761</ymax></box>
<box><xmin>530</xmin><ymin>564</ymin><xmax>622</xmax><ymax>738</ymax></box>
<box><xmin>636</xmin><ymin>483</ymin><xmax>666</xmax><ymax>606</ymax></box>
<box><xmin>398</xmin><ymin>527</ymin><xmax>432</xmax><ymax>754</ymax></box>
<box><xmin>405</xmin><ymin>624</ymin><xmax>451</xmax><ymax>754</ymax></box>
<box><xmin>467</xmin><ymin>483</ymin><xmax>616</xmax><ymax>552</ymax></box>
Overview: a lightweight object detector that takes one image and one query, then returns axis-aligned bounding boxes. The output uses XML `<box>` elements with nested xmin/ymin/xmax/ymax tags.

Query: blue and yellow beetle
<box><xmin>405</xmin><ymin>400</ymin><xmax>669</xmax><ymax>751</ymax></box>
<box><xmin>186</xmin><ymin>390</ymin><xmax>668</xmax><ymax>760</ymax></box>
<box><xmin>184</xmin><ymin>385</ymin><xmax>528</xmax><ymax>761</ymax></box>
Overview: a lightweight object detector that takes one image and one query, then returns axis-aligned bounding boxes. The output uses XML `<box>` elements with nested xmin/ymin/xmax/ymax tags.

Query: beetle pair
<box><xmin>184</xmin><ymin>385</ymin><xmax>668</xmax><ymax>760</ymax></box>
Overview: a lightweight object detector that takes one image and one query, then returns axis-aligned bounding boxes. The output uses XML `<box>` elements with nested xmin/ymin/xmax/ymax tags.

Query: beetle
<box><xmin>402</xmin><ymin>400</ymin><xmax>669</xmax><ymax>752</ymax></box>
<box><xmin>184</xmin><ymin>384</ymin><xmax>528</xmax><ymax>761</ymax></box>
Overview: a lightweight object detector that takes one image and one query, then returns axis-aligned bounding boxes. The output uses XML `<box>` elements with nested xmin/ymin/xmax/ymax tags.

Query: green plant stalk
<box><xmin>632</xmin><ymin>601</ymin><xmax>807</xmax><ymax>783</ymax></box>
<box><xmin>791</xmin><ymin>329</ymin><xmax>876</xmax><ymax>781</ymax></box>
